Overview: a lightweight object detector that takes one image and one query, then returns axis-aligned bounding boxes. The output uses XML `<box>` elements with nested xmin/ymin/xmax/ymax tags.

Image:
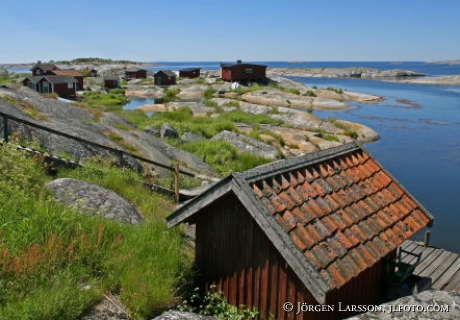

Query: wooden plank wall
<box><xmin>195</xmin><ymin>194</ymin><xmax>337</xmax><ymax>320</ymax></box>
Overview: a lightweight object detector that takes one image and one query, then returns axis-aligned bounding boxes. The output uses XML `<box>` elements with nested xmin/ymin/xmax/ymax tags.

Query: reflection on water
<box><xmin>123</xmin><ymin>98</ymin><xmax>158</xmax><ymax>110</ymax></box>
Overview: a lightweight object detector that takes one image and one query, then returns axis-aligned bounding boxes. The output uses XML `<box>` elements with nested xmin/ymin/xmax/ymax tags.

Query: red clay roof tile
<box><xmin>290</xmin><ymin>228</ymin><xmax>309</xmax><ymax>252</ymax></box>
<box><xmin>280</xmin><ymin>210</ymin><xmax>298</xmax><ymax>231</ymax></box>
<box><xmin>292</xmin><ymin>205</ymin><xmax>315</xmax><ymax>224</ymax></box>
<box><xmin>296</xmin><ymin>182</ymin><xmax>318</xmax><ymax>200</ymax></box>
<box><xmin>242</xmin><ymin>146</ymin><xmax>433</xmax><ymax>291</ymax></box>
<box><xmin>321</xmin><ymin>215</ymin><xmax>339</xmax><ymax>235</ymax></box>
<box><xmin>294</xmin><ymin>170</ymin><xmax>305</xmax><ymax>185</ymax></box>
<box><xmin>277</xmin><ymin>191</ymin><xmax>296</xmax><ymax>210</ymax></box>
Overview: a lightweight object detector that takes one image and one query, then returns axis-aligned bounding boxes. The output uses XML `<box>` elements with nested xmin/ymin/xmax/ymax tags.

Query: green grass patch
<box><xmin>0</xmin><ymin>144</ymin><xmax>189</xmax><ymax>319</ymax></box>
<box><xmin>178</xmin><ymin>140</ymin><xmax>270</xmax><ymax>176</ymax></box>
<box><xmin>203</xmin><ymin>87</ymin><xmax>217</xmax><ymax>98</ymax></box>
<box><xmin>326</xmin><ymin>117</ymin><xmax>359</xmax><ymax>139</ymax></box>
<box><xmin>306</xmin><ymin>89</ymin><xmax>317</xmax><ymax>97</ymax></box>
<box><xmin>80</xmin><ymin>90</ymin><xmax>127</xmax><ymax>107</ymax></box>
<box><xmin>219</xmin><ymin>110</ymin><xmax>282</xmax><ymax>126</ymax></box>
<box><xmin>325</xmin><ymin>87</ymin><xmax>344</xmax><ymax>94</ymax></box>
<box><xmin>164</xmin><ymin>87</ymin><xmax>180</xmax><ymax>102</ymax></box>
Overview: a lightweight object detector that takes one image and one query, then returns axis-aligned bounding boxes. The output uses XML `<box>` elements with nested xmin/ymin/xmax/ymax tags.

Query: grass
<box><xmin>326</xmin><ymin>87</ymin><xmax>344</xmax><ymax>94</ymax></box>
<box><xmin>0</xmin><ymin>96</ymin><xmax>49</xmax><ymax>121</ymax></box>
<box><xmin>80</xmin><ymin>89</ymin><xmax>127</xmax><ymax>107</ymax></box>
<box><xmin>178</xmin><ymin>140</ymin><xmax>271</xmax><ymax>176</ymax></box>
<box><xmin>203</xmin><ymin>87</ymin><xmax>217</xmax><ymax>98</ymax></box>
<box><xmin>0</xmin><ymin>143</ymin><xmax>189</xmax><ymax>319</ymax></box>
<box><xmin>164</xmin><ymin>87</ymin><xmax>180</xmax><ymax>102</ymax></box>
<box><xmin>326</xmin><ymin>117</ymin><xmax>359</xmax><ymax>139</ymax></box>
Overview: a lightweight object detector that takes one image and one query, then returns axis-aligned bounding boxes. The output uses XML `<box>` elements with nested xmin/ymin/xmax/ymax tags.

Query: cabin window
<box><xmin>67</xmin><ymin>82</ymin><xmax>73</xmax><ymax>89</ymax></box>
<box><xmin>36</xmin><ymin>69</ymin><xmax>41</xmax><ymax>75</ymax></box>
<box><xmin>245</xmin><ymin>68</ymin><xmax>253</xmax><ymax>74</ymax></box>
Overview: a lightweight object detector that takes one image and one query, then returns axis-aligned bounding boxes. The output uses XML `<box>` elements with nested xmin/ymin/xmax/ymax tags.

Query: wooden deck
<box><xmin>400</xmin><ymin>240</ymin><xmax>460</xmax><ymax>292</ymax></box>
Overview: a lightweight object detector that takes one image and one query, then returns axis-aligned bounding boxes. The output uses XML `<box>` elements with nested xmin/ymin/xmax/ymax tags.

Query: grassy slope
<box><xmin>0</xmin><ymin>144</ymin><xmax>189</xmax><ymax>320</ymax></box>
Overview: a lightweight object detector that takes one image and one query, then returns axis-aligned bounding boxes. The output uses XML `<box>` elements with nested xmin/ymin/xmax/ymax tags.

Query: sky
<box><xmin>2</xmin><ymin>0</ymin><xmax>459</xmax><ymax>63</ymax></box>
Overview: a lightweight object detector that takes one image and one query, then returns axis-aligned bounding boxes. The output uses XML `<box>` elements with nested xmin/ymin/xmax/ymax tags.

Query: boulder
<box><xmin>160</xmin><ymin>123</ymin><xmax>179</xmax><ymax>139</ymax></box>
<box><xmin>181</xmin><ymin>132</ymin><xmax>205</xmax><ymax>142</ymax></box>
<box><xmin>45</xmin><ymin>178</ymin><xmax>143</xmax><ymax>224</ymax></box>
<box><xmin>211</xmin><ymin>130</ymin><xmax>279</xmax><ymax>160</ymax></box>
<box><xmin>144</xmin><ymin>125</ymin><xmax>160</xmax><ymax>137</ymax></box>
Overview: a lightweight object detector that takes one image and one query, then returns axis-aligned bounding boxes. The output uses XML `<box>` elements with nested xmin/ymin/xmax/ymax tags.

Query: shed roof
<box><xmin>51</xmin><ymin>69</ymin><xmax>84</xmax><ymax>77</ymax></box>
<box><xmin>42</xmin><ymin>75</ymin><xmax>77</xmax><ymax>84</ymax></box>
<box><xmin>220</xmin><ymin>62</ymin><xmax>267</xmax><ymax>68</ymax></box>
<box><xmin>125</xmin><ymin>67</ymin><xmax>145</xmax><ymax>73</ymax></box>
<box><xmin>31</xmin><ymin>63</ymin><xmax>59</xmax><ymax>71</ymax></box>
<box><xmin>167</xmin><ymin>143</ymin><xmax>433</xmax><ymax>304</ymax></box>
<box><xmin>179</xmin><ymin>67</ymin><xmax>201</xmax><ymax>72</ymax></box>
<box><xmin>23</xmin><ymin>76</ymin><xmax>44</xmax><ymax>83</ymax></box>
<box><xmin>103</xmin><ymin>75</ymin><xmax>120</xmax><ymax>81</ymax></box>
<box><xmin>155</xmin><ymin>70</ymin><xmax>176</xmax><ymax>77</ymax></box>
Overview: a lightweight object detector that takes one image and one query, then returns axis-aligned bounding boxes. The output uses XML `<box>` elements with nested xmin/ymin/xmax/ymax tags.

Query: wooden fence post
<box><xmin>175</xmin><ymin>163</ymin><xmax>180</xmax><ymax>203</ymax></box>
<box><xmin>118</xmin><ymin>149</ymin><xmax>124</xmax><ymax>167</ymax></box>
<box><xmin>3</xmin><ymin>116</ymin><xmax>8</xmax><ymax>143</ymax></box>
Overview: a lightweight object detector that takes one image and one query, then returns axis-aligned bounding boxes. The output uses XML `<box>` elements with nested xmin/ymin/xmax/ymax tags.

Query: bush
<box><xmin>326</xmin><ymin>87</ymin><xmax>344</xmax><ymax>94</ymax></box>
<box><xmin>180</xmin><ymin>286</ymin><xmax>258</xmax><ymax>320</ymax></box>
<box><xmin>306</xmin><ymin>89</ymin><xmax>317</xmax><ymax>97</ymax></box>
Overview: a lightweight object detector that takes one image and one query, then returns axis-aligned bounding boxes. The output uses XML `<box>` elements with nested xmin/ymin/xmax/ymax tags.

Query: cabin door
<box><xmin>157</xmin><ymin>77</ymin><xmax>162</xmax><ymax>85</ymax></box>
<box><xmin>43</xmin><ymin>81</ymin><xmax>50</xmax><ymax>93</ymax></box>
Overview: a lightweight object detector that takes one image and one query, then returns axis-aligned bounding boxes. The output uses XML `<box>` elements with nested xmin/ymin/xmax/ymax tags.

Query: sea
<box><xmin>9</xmin><ymin>61</ymin><xmax>460</xmax><ymax>252</ymax></box>
<box><xmin>145</xmin><ymin>61</ymin><xmax>460</xmax><ymax>252</ymax></box>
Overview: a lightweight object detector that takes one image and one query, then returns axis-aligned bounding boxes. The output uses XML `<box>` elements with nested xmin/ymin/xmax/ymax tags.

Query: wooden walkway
<box><xmin>400</xmin><ymin>240</ymin><xmax>460</xmax><ymax>292</ymax></box>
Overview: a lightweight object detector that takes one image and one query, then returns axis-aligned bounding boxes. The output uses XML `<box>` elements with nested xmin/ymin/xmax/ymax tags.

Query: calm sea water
<box><xmin>147</xmin><ymin>61</ymin><xmax>460</xmax><ymax>252</ymax></box>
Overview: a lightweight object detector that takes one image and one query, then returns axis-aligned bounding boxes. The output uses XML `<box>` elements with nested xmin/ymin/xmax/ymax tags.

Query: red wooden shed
<box><xmin>23</xmin><ymin>75</ymin><xmax>77</xmax><ymax>98</ymax></box>
<box><xmin>125</xmin><ymin>67</ymin><xmax>148</xmax><ymax>80</ymax></box>
<box><xmin>220</xmin><ymin>60</ymin><xmax>267</xmax><ymax>82</ymax></box>
<box><xmin>103</xmin><ymin>75</ymin><xmax>120</xmax><ymax>89</ymax></box>
<box><xmin>31</xmin><ymin>63</ymin><xmax>60</xmax><ymax>76</ymax></box>
<box><xmin>179</xmin><ymin>68</ymin><xmax>201</xmax><ymax>79</ymax></box>
<box><xmin>47</xmin><ymin>69</ymin><xmax>84</xmax><ymax>90</ymax></box>
<box><xmin>154</xmin><ymin>70</ymin><xmax>176</xmax><ymax>85</ymax></box>
<box><xmin>167</xmin><ymin>143</ymin><xmax>433</xmax><ymax>320</ymax></box>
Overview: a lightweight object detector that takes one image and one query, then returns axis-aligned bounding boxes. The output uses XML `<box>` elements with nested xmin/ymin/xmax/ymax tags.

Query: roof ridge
<box><xmin>237</xmin><ymin>142</ymin><xmax>361</xmax><ymax>183</ymax></box>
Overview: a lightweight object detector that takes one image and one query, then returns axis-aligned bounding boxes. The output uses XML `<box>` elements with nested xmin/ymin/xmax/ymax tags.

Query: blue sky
<box><xmin>2</xmin><ymin>0</ymin><xmax>459</xmax><ymax>63</ymax></box>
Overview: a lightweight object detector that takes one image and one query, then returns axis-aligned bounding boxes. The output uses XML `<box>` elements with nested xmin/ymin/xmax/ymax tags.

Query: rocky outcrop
<box><xmin>241</xmin><ymin>90</ymin><xmax>349</xmax><ymax>110</ymax></box>
<box><xmin>45</xmin><ymin>178</ymin><xmax>143</xmax><ymax>224</ymax></box>
<box><xmin>160</xmin><ymin>123</ymin><xmax>179</xmax><ymax>139</ymax></box>
<box><xmin>267</xmin><ymin>67</ymin><xmax>425</xmax><ymax>79</ymax></box>
<box><xmin>211</xmin><ymin>130</ymin><xmax>279</xmax><ymax>160</ymax></box>
<box><xmin>361</xmin><ymin>69</ymin><xmax>425</xmax><ymax>78</ymax></box>
<box><xmin>181</xmin><ymin>132</ymin><xmax>205</xmax><ymax>142</ymax></box>
<box><xmin>347</xmin><ymin>290</ymin><xmax>460</xmax><ymax>320</ymax></box>
<box><xmin>152</xmin><ymin>311</ymin><xmax>220</xmax><ymax>320</ymax></box>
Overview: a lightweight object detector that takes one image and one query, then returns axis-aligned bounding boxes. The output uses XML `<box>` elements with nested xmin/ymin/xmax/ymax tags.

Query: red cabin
<box><xmin>167</xmin><ymin>143</ymin><xmax>433</xmax><ymax>320</ymax></box>
<box><xmin>103</xmin><ymin>75</ymin><xmax>120</xmax><ymax>89</ymax></box>
<box><xmin>31</xmin><ymin>63</ymin><xmax>60</xmax><ymax>76</ymax></box>
<box><xmin>125</xmin><ymin>67</ymin><xmax>147</xmax><ymax>80</ymax></box>
<box><xmin>47</xmin><ymin>69</ymin><xmax>84</xmax><ymax>90</ymax></box>
<box><xmin>220</xmin><ymin>60</ymin><xmax>267</xmax><ymax>82</ymax></box>
<box><xmin>23</xmin><ymin>75</ymin><xmax>77</xmax><ymax>98</ymax></box>
<box><xmin>154</xmin><ymin>70</ymin><xmax>176</xmax><ymax>85</ymax></box>
<box><xmin>179</xmin><ymin>68</ymin><xmax>201</xmax><ymax>79</ymax></box>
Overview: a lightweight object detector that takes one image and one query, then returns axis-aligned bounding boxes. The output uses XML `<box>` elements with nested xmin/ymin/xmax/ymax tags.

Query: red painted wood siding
<box><xmin>221</xmin><ymin>64</ymin><xmax>266</xmax><ymax>82</ymax></box>
<box><xmin>193</xmin><ymin>193</ymin><xmax>388</xmax><ymax>320</ymax></box>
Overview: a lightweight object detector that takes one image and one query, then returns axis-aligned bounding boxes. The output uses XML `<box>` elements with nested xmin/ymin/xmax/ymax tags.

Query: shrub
<box><xmin>180</xmin><ymin>286</ymin><xmax>258</xmax><ymax>320</ymax></box>
<box><xmin>326</xmin><ymin>87</ymin><xmax>344</xmax><ymax>94</ymax></box>
<box><xmin>204</xmin><ymin>87</ymin><xmax>217</xmax><ymax>98</ymax></box>
<box><xmin>306</xmin><ymin>90</ymin><xmax>317</xmax><ymax>97</ymax></box>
